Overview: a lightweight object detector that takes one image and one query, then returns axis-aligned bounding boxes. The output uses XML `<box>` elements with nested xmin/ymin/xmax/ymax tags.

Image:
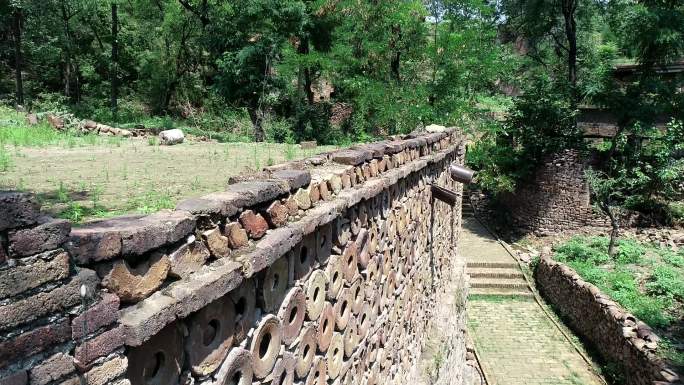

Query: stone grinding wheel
<box><xmin>355</xmin><ymin>228</ymin><xmax>370</xmax><ymax>268</ymax></box>
<box><xmin>230</xmin><ymin>278</ymin><xmax>257</xmax><ymax>342</ymax></box>
<box><xmin>324</xmin><ymin>255</ymin><xmax>345</xmax><ymax>301</ymax></box>
<box><xmin>268</xmin><ymin>351</ymin><xmax>296</xmax><ymax>385</ymax></box>
<box><xmin>293</xmin><ymin>323</ymin><xmax>318</xmax><ymax>378</ymax></box>
<box><xmin>249</xmin><ymin>314</ymin><xmax>283</xmax><ymax>379</ymax></box>
<box><xmin>325</xmin><ymin>332</ymin><xmax>345</xmax><ymax>379</ymax></box>
<box><xmin>184</xmin><ymin>294</ymin><xmax>236</xmax><ymax>376</ymax></box>
<box><xmin>278</xmin><ymin>286</ymin><xmax>307</xmax><ymax>345</ymax></box>
<box><xmin>316</xmin><ymin>223</ymin><xmax>332</xmax><ymax>265</ymax></box>
<box><xmin>341</xmin><ymin>241</ymin><xmax>358</xmax><ymax>282</ymax></box>
<box><xmin>295</xmin><ymin>233</ymin><xmax>317</xmax><ymax>280</ymax></box>
<box><xmin>333</xmin><ymin>287</ymin><xmax>352</xmax><ymax>331</ymax></box>
<box><xmin>304</xmin><ymin>270</ymin><xmax>327</xmax><ymax>320</ymax></box>
<box><xmin>333</xmin><ymin>217</ymin><xmax>351</xmax><ymax>247</ymax></box>
<box><xmin>305</xmin><ymin>356</ymin><xmax>327</xmax><ymax>385</ymax></box>
<box><xmin>263</xmin><ymin>257</ymin><xmax>289</xmax><ymax>312</ymax></box>
<box><xmin>348</xmin><ymin>275</ymin><xmax>365</xmax><ymax>315</ymax></box>
<box><xmin>316</xmin><ymin>302</ymin><xmax>335</xmax><ymax>352</ymax></box>
<box><xmin>127</xmin><ymin>322</ymin><xmax>184</xmax><ymax>385</ymax></box>
<box><xmin>214</xmin><ymin>347</ymin><xmax>253</xmax><ymax>385</ymax></box>
<box><xmin>342</xmin><ymin>316</ymin><xmax>359</xmax><ymax>358</ymax></box>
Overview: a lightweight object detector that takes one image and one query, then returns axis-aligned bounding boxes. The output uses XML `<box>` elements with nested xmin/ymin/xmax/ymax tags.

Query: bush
<box><xmin>646</xmin><ymin>265</ymin><xmax>684</xmax><ymax>300</ymax></box>
<box><xmin>554</xmin><ymin>236</ymin><xmax>611</xmax><ymax>264</ymax></box>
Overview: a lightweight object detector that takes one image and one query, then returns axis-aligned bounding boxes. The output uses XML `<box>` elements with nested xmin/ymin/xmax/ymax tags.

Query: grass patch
<box><xmin>468</xmin><ymin>294</ymin><xmax>533</xmax><ymax>302</ymax></box>
<box><xmin>553</xmin><ymin>235</ymin><xmax>684</xmax><ymax>368</ymax></box>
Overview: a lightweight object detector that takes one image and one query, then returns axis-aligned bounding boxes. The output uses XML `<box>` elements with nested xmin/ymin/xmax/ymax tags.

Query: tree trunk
<box><xmin>605</xmin><ymin>204</ymin><xmax>619</xmax><ymax>257</ymax></box>
<box><xmin>390</xmin><ymin>25</ymin><xmax>401</xmax><ymax>82</ymax></box>
<box><xmin>61</xmin><ymin>3</ymin><xmax>72</xmax><ymax>99</ymax></box>
<box><xmin>111</xmin><ymin>2</ymin><xmax>119</xmax><ymax>122</ymax></box>
<box><xmin>12</xmin><ymin>8</ymin><xmax>24</xmax><ymax>107</ymax></box>
<box><xmin>248</xmin><ymin>106</ymin><xmax>265</xmax><ymax>142</ymax></box>
<box><xmin>562</xmin><ymin>0</ymin><xmax>577</xmax><ymax>90</ymax></box>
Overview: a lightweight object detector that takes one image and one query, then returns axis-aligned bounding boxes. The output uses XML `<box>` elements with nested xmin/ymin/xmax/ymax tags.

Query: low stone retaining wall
<box><xmin>536</xmin><ymin>256</ymin><xmax>681</xmax><ymax>385</ymax></box>
<box><xmin>1</xmin><ymin>129</ymin><xmax>469</xmax><ymax>385</ymax></box>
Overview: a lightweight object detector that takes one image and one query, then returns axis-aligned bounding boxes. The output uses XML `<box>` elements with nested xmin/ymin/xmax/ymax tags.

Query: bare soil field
<box><xmin>0</xmin><ymin>138</ymin><xmax>335</xmax><ymax>222</ymax></box>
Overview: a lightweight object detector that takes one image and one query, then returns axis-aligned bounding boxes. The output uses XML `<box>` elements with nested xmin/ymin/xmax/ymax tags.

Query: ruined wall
<box><xmin>498</xmin><ymin>149</ymin><xmax>608</xmax><ymax>235</ymax></box>
<box><xmin>536</xmin><ymin>256</ymin><xmax>681</xmax><ymax>385</ymax></box>
<box><xmin>0</xmin><ymin>130</ymin><xmax>468</xmax><ymax>385</ymax></box>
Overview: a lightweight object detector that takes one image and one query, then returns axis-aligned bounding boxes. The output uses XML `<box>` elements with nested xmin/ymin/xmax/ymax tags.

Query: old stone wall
<box><xmin>536</xmin><ymin>256</ymin><xmax>681</xmax><ymax>385</ymax></box>
<box><xmin>497</xmin><ymin>149</ymin><xmax>608</xmax><ymax>235</ymax></box>
<box><xmin>0</xmin><ymin>130</ymin><xmax>468</xmax><ymax>385</ymax></box>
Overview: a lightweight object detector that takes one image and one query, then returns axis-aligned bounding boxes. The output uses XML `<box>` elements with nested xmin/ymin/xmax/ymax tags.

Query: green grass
<box><xmin>553</xmin><ymin>235</ymin><xmax>684</xmax><ymax>368</ymax></box>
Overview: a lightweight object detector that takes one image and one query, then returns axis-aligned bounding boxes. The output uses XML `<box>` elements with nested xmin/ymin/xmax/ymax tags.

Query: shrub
<box><xmin>554</xmin><ymin>236</ymin><xmax>610</xmax><ymax>264</ymax></box>
<box><xmin>615</xmin><ymin>239</ymin><xmax>645</xmax><ymax>265</ymax></box>
<box><xmin>646</xmin><ymin>265</ymin><xmax>684</xmax><ymax>300</ymax></box>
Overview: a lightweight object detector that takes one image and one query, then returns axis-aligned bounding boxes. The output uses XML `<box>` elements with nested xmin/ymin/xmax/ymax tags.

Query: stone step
<box><xmin>470</xmin><ymin>278</ymin><xmax>529</xmax><ymax>289</ymax></box>
<box><xmin>466</xmin><ymin>261</ymin><xmax>518</xmax><ymax>269</ymax></box>
<box><xmin>468</xmin><ymin>287</ymin><xmax>534</xmax><ymax>297</ymax></box>
<box><xmin>467</xmin><ymin>268</ymin><xmax>523</xmax><ymax>279</ymax></box>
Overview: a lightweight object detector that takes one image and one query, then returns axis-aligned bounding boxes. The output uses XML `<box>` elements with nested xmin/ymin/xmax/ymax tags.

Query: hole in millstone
<box><xmin>144</xmin><ymin>352</ymin><xmax>165</xmax><ymax>382</ymax></box>
<box><xmin>259</xmin><ymin>332</ymin><xmax>272</xmax><ymax>359</ymax></box>
<box><xmin>340</xmin><ymin>300</ymin><xmax>348</xmax><ymax>315</ymax></box>
<box><xmin>323</xmin><ymin>319</ymin><xmax>329</xmax><ymax>333</ymax></box>
<box><xmin>332</xmin><ymin>272</ymin><xmax>339</xmax><ymax>284</ymax></box>
<box><xmin>355</xmin><ymin>286</ymin><xmax>361</xmax><ymax>299</ymax></box>
<box><xmin>289</xmin><ymin>306</ymin><xmax>298</xmax><ymax>324</ymax></box>
<box><xmin>300</xmin><ymin>247</ymin><xmax>309</xmax><ymax>265</ymax></box>
<box><xmin>361</xmin><ymin>314</ymin><xmax>366</xmax><ymax>325</ymax></box>
<box><xmin>303</xmin><ymin>344</ymin><xmax>311</xmax><ymax>358</ymax></box>
<box><xmin>313</xmin><ymin>287</ymin><xmax>320</xmax><ymax>301</ymax></box>
<box><xmin>320</xmin><ymin>234</ymin><xmax>327</xmax><ymax>248</ymax></box>
<box><xmin>314</xmin><ymin>371</ymin><xmax>320</xmax><ymax>379</ymax></box>
<box><xmin>333</xmin><ymin>348</ymin><xmax>339</xmax><ymax>357</ymax></box>
<box><xmin>347</xmin><ymin>255</ymin><xmax>353</xmax><ymax>267</ymax></box>
<box><xmin>203</xmin><ymin>319</ymin><xmax>220</xmax><ymax>346</ymax></box>
<box><xmin>229</xmin><ymin>371</ymin><xmax>242</xmax><ymax>385</ymax></box>
<box><xmin>278</xmin><ymin>372</ymin><xmax>287</xmax><ymax>385</ymax></box>
<box><xmin>234</xmin><ymin>297</ymin><xmax>247</xmax><ymax>322</ymax></box>
<box><xmin>271</xmin><ymin>273</ymin><xmax>279</xmax><ymax>291</ymax></box>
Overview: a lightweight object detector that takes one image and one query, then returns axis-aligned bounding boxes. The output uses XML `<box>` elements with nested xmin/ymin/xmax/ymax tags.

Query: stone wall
<box><xmin>0</xmin><ymin>129</ymin><xmax>469</xmax><ymax>385</ymax></box>
<box><xmin>536</xmin><ymin>256</ymin><xmax>681</xmax><ymax>385</ymax></box>
<box><xmin>498</xmin><ymin>149</ymin><xmax>609</xmax><ymax>235</ymax></box>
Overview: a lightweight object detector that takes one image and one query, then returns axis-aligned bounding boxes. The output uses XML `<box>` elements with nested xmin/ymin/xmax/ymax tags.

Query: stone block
<box><xmin>293</xmin><ymin>188</ymin><xmax>312</xmax><ymax>210</ymax></box>
<box><xmin>0</xmin><ymin>250</ymin><xmax>70</xmax><ymax>300</ymax></box>
<box><xmin>225</xmin><ymin>222</ymin><xmax>249</xmax><ymax>249</ymax></box>
<box><xmin>239</xmin><ymin>210</ymin><xmax>268</xmax><ymax>240</ymax></box>
<box><xmin>74</xmin><ymin>326</ymin><xmax>125</xmax><ymax>365</ymax></box>
<box><xmin>266</xmin><ymin>200</ymin><xmax>289</xmax><ymax>227</ymax></box>
<box><xmin>271</xmin><ymin>170</ymin><xmax>312</xmax><ymax>191</ymax></box>
<box><xmin>29</xmin><ymin>353</ymin><xmax>75</xmax><ymax>385</ymax></box>
<box><xmin>8</xmin><ymin>218</ymin><xmax>70</xmax><ymax>258</ymax></box>
<box><xmin>0</xmin><ymin>371</ymin><xmax>27</xmax><ymax>385</ymax></box>
<box><xmin>168</xmin><ymin>240</ymin><xmax>210</xmax><ymax>279</ymax></box>
<box><xmin>0</xmin><ymin>319</ymin><xmax>71</xmax><ymax>368</ymax></box>
<box><xmin>81</xmin><ymin>355</ymin><xmax>128</xmax><ymax>385</ymax></box>
<box><xmin>243</xmin><ymin>226</ymin><xmax>303</xmax><ymax>278</ymax></box>
<box><xmin>331</xmin><ymin>150</ymin><xmax>368</xmax><ymax>166</ymax></box>
<box><xmin>69</xmin><ymin>211</ymin><xmax>195</xmax><ymax>263</ymax></box>
<box><xmin>285</xmin><ymin>196</ymin><xmax>299</xmax><ymax>216</ymax></box>
<box><xmin>0</xmin><ymin>192</ymin><xmax>40</xmax><ymax>232</ymax></box>
<box><xmin>226</xmin><ymin>180</ymin><xmax>288</xmax><ymax>207</ymax></box>
<box><xmin>0</xmin><ymin>269</ymin><xmax>98</xmax><ymax>331</ymax></box>
<box><xmin>202</xmin><ymin>227</ymin><xmax>231</xmax><ymax>258</ymax></box>
<box><xmin>72</xmin><ymin>293</ymin><xmax>120</xmax><ymax>339</ymax></box>
<box><xmin>100</xmin><ymin>252</ymin><xmax>170</xmax><ymax>303</ymax></box>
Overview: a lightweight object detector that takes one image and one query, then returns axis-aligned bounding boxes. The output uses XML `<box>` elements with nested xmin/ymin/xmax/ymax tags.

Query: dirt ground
<box><xmin>0</xmin><ymin>138</ymin><xmax>336</xmax><ymax>222</ymax></box>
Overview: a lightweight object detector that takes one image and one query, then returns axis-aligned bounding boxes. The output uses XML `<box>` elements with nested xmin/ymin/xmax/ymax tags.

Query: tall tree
<box><xmin>12</xmin><ymin>4</ymin><xmax>24</xmax><ymax>107</ymax></box>
<box><xmin>110</xmin><ymin>1</ymin><xmax>118</xmax><ymax>121</ymax></box>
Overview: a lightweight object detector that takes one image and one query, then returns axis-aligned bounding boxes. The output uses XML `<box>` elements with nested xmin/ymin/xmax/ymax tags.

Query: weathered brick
<box><xmin>0</xmin><ymin>192</ymin><xmax>40</xmax><ymax>232</ymax></box>
<box><xmin>265</xmin><ymin>201</ymin><xmax>289</xmax><ymax>228</ymax></box>
<box><xmin>0</xmin><ymin>319</ymin><xmax>71</xmax><ymax>368</ymax></box>
<box><xmin>29</xmin><ymin>353</ymin><xmax>75</xmax><ymax>385</ymax></box>
<box><xmin>0</xmin><ymin>269</ymin><xmax>98</xmax><ymax>331</ymax></box>
<box><xmin>80</xmin><ymin>356</ymin><xmax>127</xmax><ymax>385</ymax></box>
<box><xmin>202</xmin><ymin>227</ymin><xmax>231</xmax><ymax>258</ymax></box>
<box><xmin>224</xmin><ymin>222</ymin><xmax>249</xmax><ymax>249</ymax></box>
<box><xmin>8</xmin><ymin>218</ymin><xmax>70</xmax><ymax>258</ymax></box>
<box><xmin>74</xmin><ymin>326</ymin><xmax>124</xmax><ymax>365</ymax></box>
<box><xmin>72</xmin><ymin>293</ymin><xmax>120</xmax><ymax>339</ymax></box>
<box><xmin>167</xmin><ymin>240</ymin><xmax>210</xmax><ymax>279</ymax></box>
<box><xmin>239</xmin><ymin>210</ymin><xmax>268</xmax><ymax>240</ymax></box>
<box><xmin>0</xmin><ymin>371</ymin><xmax>27</xmax><ymax>385</ymax></box>
<box><xmin>0</xmin><ymin>250</ymin><xmax>70</xmax><ymax>300</ymax></box>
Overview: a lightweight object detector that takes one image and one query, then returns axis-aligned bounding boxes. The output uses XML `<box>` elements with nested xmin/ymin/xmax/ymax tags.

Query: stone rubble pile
<box><xmin>0</xmin><ymin>129</ymin><xmax>469</xmax><ymax>385</ymax></box>
<box><xmin>28</xmin><ymin>112</ymin><xmax>134</xmax><ymax>137</ymax></box>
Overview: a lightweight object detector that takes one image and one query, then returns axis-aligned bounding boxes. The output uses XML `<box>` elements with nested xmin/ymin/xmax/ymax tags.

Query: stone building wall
<box><xmin>536</xmin><ymin>256</ymin><xmax>681</xmax><ymax>385</ymax></box>
<box><xmin>0</xmin><ymin>130</ymin><xmax>468</xmax><ymax>385</ymax></box>
<box><xmin>498</xmin><ymin>149</ymin><xmax>609</xmax><ymax>235</ymax></box>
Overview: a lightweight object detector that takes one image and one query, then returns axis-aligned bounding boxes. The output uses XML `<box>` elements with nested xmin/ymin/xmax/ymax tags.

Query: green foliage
<box><xmin>554</xmin><ymin>236</ymin><xmax>684</xmax><ymax>328</ymax></box>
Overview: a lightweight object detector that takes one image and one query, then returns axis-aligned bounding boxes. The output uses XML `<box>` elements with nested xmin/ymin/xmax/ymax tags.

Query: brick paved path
<box><xmin>463</xmin><ymin>217</ymin><xmax>605</xmax><ymax>385</ymax></box>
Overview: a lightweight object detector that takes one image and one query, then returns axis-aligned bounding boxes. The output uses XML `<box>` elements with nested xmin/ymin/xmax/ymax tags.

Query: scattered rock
<box><xmin>159</xmin><ymin>129</ymin><xmax>185</xmax><ymax>145</ymax></box>
<box><xmin>239</xmin><ymin>210</ymin><xmax>269</xmax><ymax>239</ymax></box>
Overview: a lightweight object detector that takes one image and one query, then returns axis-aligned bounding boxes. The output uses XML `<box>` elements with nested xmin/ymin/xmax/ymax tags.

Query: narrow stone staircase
<box><xmin>462</xmin><ymin>199</ymin><xmax>532</xmax><ymax>297</ymax></box>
